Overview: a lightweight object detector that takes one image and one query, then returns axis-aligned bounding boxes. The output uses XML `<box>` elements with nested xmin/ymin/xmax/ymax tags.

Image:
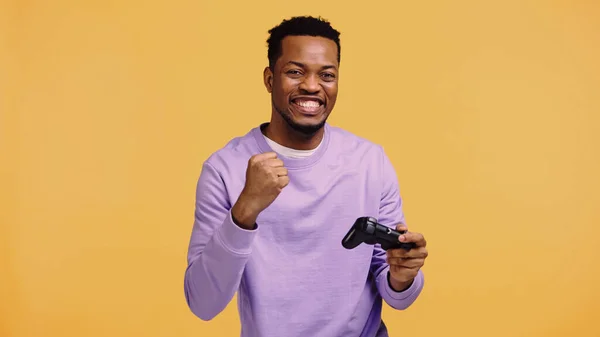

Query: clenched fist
<box><xmin>386</xmin><ymin>224</ymin><xmax>428</xmax><ymax>291</ymax></box>
<box><xmin>231</xmin><ymin>152</ymin><xmax>289</xmax><ymax>229</ymax></box>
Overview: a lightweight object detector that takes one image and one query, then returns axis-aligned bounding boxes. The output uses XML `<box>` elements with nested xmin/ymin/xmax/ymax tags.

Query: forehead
<box><xmin>277</xmin><ymin>35</ymin><xmax>338</xmax><ymax>68</ymax></box>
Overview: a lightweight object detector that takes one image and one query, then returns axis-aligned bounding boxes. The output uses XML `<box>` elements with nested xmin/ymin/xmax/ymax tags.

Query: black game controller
<box><xmin>342</xmin><ymin>216</ymin><xmax>416</xmax><ymax>251</ymax></box>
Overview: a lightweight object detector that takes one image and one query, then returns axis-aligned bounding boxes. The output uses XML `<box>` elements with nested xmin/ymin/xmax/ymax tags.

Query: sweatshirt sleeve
<box><xmin>183</xmin><ymin>161</ymin><xmax>258</xmax><ymax>321</ymax></box>
<box><xmin>370</xmin><ymin>146</ymin><xmax>425</xmax><ymax>310</ymax></box>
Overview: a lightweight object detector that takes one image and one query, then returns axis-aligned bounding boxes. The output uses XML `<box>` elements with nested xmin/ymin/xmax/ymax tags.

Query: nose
<box><xmin>299</xmin><ymin>74</ymin><xmax>320</xmax><ymax>94</ymax></box>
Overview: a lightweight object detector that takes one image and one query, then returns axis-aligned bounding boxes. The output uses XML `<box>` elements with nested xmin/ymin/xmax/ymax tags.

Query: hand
<box><xmin>386</xmin><ymin>224</ymin><xmax>428</xmax><ymax>291</ymax></box>
<box><xmin>231</xmin><ymin>152</ymin><xmax>289</xmax><ymax>229</ymax></box>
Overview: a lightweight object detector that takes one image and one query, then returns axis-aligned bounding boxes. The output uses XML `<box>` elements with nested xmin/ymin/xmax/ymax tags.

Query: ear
<box><xmin>263</xmin><ymin>66</ymin><xmax>273</xmax><ymax>93</ymax></box>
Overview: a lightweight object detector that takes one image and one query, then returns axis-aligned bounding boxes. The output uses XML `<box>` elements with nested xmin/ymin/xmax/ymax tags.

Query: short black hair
<box><xmin>266</xmin><ymin>16</ymin><xmax>341</xmax><ymax>69</ymax></box>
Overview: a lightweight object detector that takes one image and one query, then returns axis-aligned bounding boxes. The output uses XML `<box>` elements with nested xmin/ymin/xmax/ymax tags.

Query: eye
<box><xmin>321</xmin><ymin>72</ymin><xmax>336</xmax><ymax>81</ymax></box>
<box><xmin>286</xmin><ymin>69</ymin><xmax>303</xmax><ymax>77</ymax></box>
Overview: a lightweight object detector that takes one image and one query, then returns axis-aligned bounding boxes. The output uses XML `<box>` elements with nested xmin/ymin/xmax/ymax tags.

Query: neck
<box><xmin>263</xmin><ymin>118</ymin><xmax>324</xmax><ymax>151</ymax></box>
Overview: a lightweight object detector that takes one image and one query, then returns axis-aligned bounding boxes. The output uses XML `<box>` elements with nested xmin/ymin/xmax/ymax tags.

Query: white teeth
<box><xmin>295</xmin><ymin>100</ymin><xmax>321</xmax><ymax>108</ymax></box>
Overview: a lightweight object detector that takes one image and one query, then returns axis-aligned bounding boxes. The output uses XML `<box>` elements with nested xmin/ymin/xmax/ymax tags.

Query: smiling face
<box><xmin>264</xmin><ymin>35</ymin><xmax>339</xmax><ymax>137</ymax></box>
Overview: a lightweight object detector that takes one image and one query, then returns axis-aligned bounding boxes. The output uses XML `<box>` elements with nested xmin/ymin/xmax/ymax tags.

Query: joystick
<box><xmin>341</xmin><ymin>216</ymin><xmax>416</xmax><ymax>251</ymax></box>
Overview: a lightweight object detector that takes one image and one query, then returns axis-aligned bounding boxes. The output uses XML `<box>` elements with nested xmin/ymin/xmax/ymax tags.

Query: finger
<box><xmin>386</xmin><ymin>248</ymin><xmax>410</xmax><ymax>259</ymax></box>
<box><xmin>403</xmin><ymin>258</ymin><xmax>425</xmax><ymax>269</ymax></box>
<box><xmin>278</xmin><ymin>176</ymin><xmax>290</xmax><ymax>188</ymax></box>
<box><xmin>251</xmin><ymin>151</ymin><xmax>278</xmax><ymax>163</ymax></box>
<box><xmin>409</xmin><ymin>248</ymin><xmax>428</xmax><ymax>259</ymax></box>
<box><xmin>395</xmin><ymin>223</ymin><xmax>408</xmax><ymax>233</ymax></box>
<box><xmin>387</xmin><ymin>257</ymin><xmax>423</xmax><ymax>269</ymax></box>
<box><xmin>387</xmin><ymin>247</ymin><xmax>428</xmax><ymax>259</ymax></box>
<box><xmin>390</xmin><ymin>265</ymin><xmax>420</xmax><ymax>281</ymax></box>
<box><xmin>265</xmin><ymin>158</ymin><xmax>285</xmax><ymax>167</ymax></box>
<box><xmin>273</xmin><ymin>167</ymin><xmax>288</xmax><ymax>176</ymax></box>
<box><xmin>399</xmin><ymin>231</ymin><xmax>427</xmax><ymax>247</ymax></box>
<box><xmin>387</xmin><ymin>257</ymin><xmax>425</xmax><ymax>268</ymax></box>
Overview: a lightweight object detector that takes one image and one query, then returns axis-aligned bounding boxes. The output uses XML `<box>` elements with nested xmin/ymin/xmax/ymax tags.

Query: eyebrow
<box><xmin>286</xmin><ymin>61</ymin><xmax>337</xmax><ymax>70</ymax></box>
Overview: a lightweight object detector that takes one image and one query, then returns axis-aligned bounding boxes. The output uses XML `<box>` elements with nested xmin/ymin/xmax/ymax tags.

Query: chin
<box><xmin>286</xmin><ymin>116</ymin><xmax>328</xmax><ymax>135</ymax></box>
<box><xmin>274</xmin><ymin>103</ymin><xmax>330</xmax><ymax>135</ymax></box>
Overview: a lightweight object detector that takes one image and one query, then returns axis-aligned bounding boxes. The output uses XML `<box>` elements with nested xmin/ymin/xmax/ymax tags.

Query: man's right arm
<box><xmin>183</xmin><ymin>161</ymin><xmax>258</xmax><ymax>321</ymax></box>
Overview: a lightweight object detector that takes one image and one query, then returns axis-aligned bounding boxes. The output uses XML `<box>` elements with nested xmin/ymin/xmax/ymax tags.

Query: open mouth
<box><xmin>291</xmin><ymin>97</ymin><xmax>325</xmax><ymax>115</ymax></box>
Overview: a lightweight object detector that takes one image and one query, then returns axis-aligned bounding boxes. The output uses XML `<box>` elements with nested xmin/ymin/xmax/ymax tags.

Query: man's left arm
<box><xmin>370</xmin><ymin>146</ymin><xmax>426</xmax><ymax>310</ymax></box>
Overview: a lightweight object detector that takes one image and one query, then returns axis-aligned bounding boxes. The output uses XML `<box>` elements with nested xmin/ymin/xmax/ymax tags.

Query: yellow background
<box><xmin>2</xmin><ymin>0</ymin><xmax>599</xmax><ymax>336</ymax></box>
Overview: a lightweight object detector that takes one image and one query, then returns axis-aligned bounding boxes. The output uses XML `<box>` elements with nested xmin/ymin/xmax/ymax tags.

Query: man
<box><xmin>184</xmin><ymin>16</ymin><xmax>428</xmax><ymax>337</ymax></box>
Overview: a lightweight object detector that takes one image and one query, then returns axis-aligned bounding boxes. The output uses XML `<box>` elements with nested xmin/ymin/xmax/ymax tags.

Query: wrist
<box><xmin>387</xmin><ymin>271</ymin><xmax>414</xmax><ymax>292</ymax></box>
<box><xmin>231</xmin><ymin>196</ymin><xmax>259</xmax><ymax>230</ymax></box>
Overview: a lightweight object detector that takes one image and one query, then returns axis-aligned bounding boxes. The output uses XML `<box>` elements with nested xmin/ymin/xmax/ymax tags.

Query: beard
<box><xmin>273</xmin><ymin>100</ymin><xmax>327</xmax><ymax>136</ymax></box>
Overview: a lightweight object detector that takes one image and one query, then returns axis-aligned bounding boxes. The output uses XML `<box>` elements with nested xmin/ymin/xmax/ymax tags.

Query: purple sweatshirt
<box><xmin>184</xmin><ymin>123</ymin><xmax>424</xmax><ymax>337</ymax></box>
